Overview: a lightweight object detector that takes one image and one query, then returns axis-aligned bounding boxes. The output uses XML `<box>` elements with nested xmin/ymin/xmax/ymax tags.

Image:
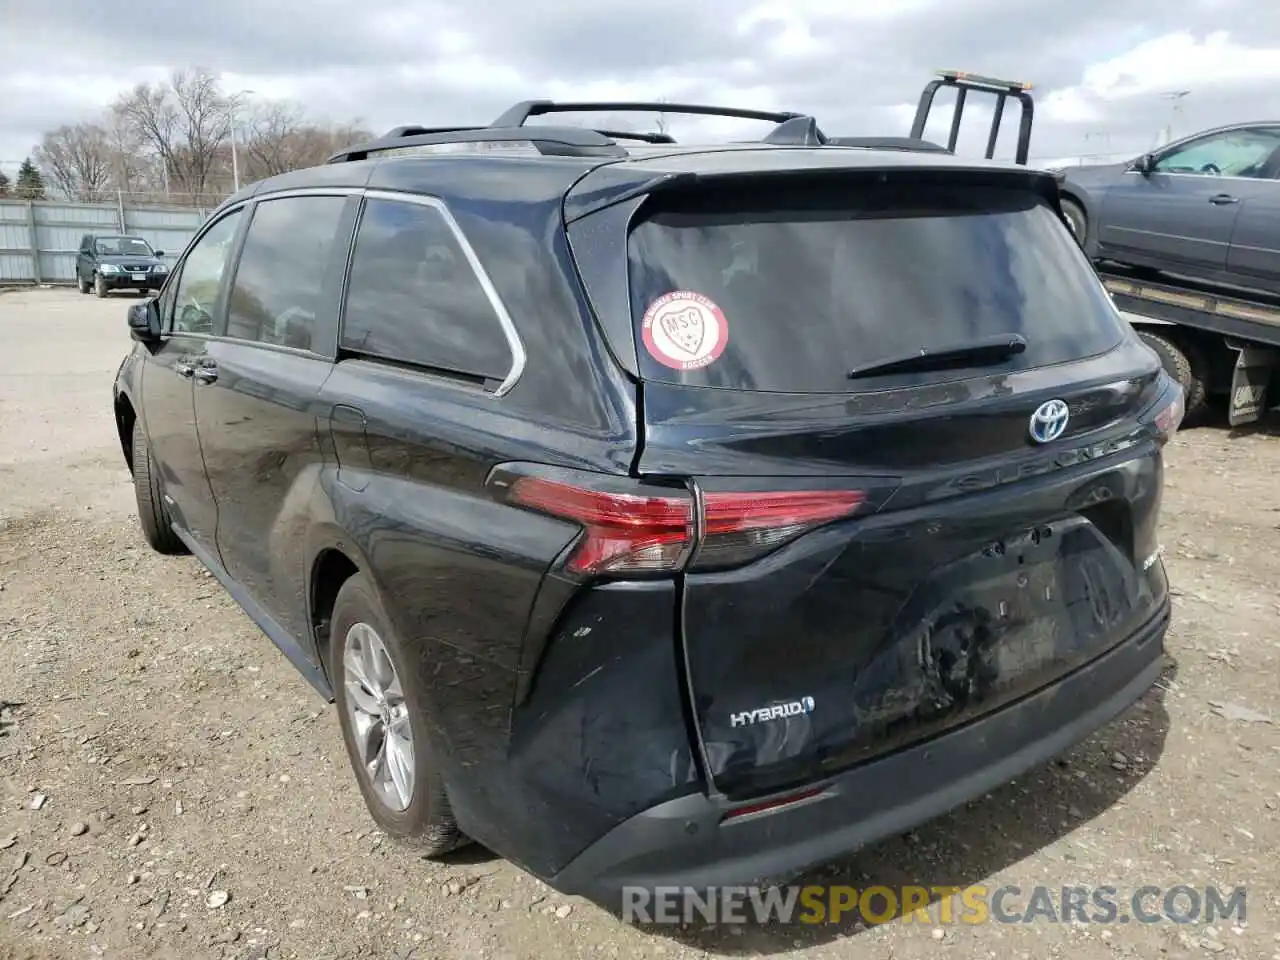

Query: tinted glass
<box><xmin>341</xmin><ymin>198</ymin><xmax>512</xmax><ymax>381</ymax></box>
<box><xmin>225</xmin><ymin>195</ymin><xmax>349</xmax><ymax>352</ymax></box>
<box><xmin>1155</xmin><ymin>128</ymin><xmax>1280</xmax><ymax>178</ymax></box>
<box><xmin>171</xmin><ymin>210</ymin><xmax>243</xmax><ymax>334</ymax></box>
<box><xmin>626</xmin><ymin>181</ymin><xmax>1127</xmax><ymax>393</ymax></box>
<box><xmin>95</xmin><ymin>236</ymin><xmax>153</xmax><ymax>256</ymax></box>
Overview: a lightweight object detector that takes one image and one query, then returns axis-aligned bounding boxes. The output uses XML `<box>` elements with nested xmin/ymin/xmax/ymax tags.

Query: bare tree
<box><xmin>241</xmin><ymin>100</ymin><xmax>305</xmax><ymax>179</ymax></box>
<box><xmin>115</xmin><ymin>67</ymin><xmax>231</xmax><ymax>198</ymax></box>
<box><xmin>33</xmin><ymin>70</ymin><xmax>368</xmax><ymax>207</ymax></box>
<box><xmin>33</xmin><ymin>123</ymin><xmax>113</xmax><ymax>200</ymax></box>
<box><xmin>172</xmin><ymin>69</ymin><xmax>233</xmax><ymax>193</ymax></box>
<box><xmin>240</xmin><ymin>104</ymin><xmax>374</xmax><ymax>183</ymax></box>
<box><xmin>104</xmin><ymin>103</ymin><xmax>150</xmax><ymax>195</ymax></box>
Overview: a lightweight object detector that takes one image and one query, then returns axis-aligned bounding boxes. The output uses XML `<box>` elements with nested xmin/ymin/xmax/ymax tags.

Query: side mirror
<box><xmin>128</xmin><ymin>300</ymin><xmax>163</xmax><ymax>343</ymax></box>
<box><xmin>153</xmin><ymin>250</ymin><xmax>165</xmax><ymax>258</ymax></box>
<box><xmin>1132</xmin><ymin>153</ymin><xmax>1156</xmax><ymax>176</ymax></box>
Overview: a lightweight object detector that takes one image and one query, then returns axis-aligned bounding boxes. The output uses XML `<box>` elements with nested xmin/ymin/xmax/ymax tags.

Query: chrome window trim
<box><xmin>156</xmin><ymin>331</ymin><xmax>331</xmax><ymax>361</ymax></box>
<box><xmin>169</xmin><ymin>186</ymin><xmax>528</xmax><ymax>398</ymax></box>
<box><xmin>360</xmin><ymin>189</ymin><xmax>527</xmax><ymax>398</ymax></box>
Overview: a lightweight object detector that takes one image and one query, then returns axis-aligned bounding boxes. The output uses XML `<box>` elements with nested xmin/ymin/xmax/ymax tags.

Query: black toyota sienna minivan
<box><xmin>113</xmin><ymin>108</ymin><xmax>1181</xmax><ymax>910</ymax></box>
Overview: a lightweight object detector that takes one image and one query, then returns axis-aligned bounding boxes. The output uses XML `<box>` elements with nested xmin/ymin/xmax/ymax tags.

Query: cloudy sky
<box><xmin>2</xmin><ymin>0</ymin><xmax>1280</xmax><ymax>178</ymax></box>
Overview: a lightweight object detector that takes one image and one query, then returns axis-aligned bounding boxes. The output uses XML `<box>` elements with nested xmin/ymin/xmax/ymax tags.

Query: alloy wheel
<box><xmin>341</xmin><ymin>622</ymin><xmax>415</xmax><ymax>812</ymax></box>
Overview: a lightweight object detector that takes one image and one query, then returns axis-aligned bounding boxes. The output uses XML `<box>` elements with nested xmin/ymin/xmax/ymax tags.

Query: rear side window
<box><xmin>626</xmin><ymin>180</ymin><xmax>1127</xmax><ymax>392</ymax></box>
<box><xmin>341</xmin><ymin>197</ymin><xmax>513</xmax><ymax>382</ymax></box>
<box><xmin>225</xmin><ymin>195</ymin><xmax>349</xmax><ymax>353</ymax></box>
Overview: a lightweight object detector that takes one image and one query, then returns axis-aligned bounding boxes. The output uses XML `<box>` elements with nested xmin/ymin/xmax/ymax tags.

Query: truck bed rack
<box><xmin>911</xmin><ymin>70</ymin><xmax>1035</xmax><ymax>165</ymax></box>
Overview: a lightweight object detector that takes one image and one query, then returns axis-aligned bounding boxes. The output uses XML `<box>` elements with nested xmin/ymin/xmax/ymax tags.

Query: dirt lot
<box><xmin>0</xmin><ymin>286</ymin><xmax>1278</xmax><ymax>960</ymax></box>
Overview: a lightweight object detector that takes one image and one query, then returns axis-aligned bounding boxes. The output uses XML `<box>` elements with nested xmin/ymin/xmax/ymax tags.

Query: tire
<box><xmin>1138</xmin><ymin>330</ymin><xmax>1207</xmax><ymax>413</ymax></box>
<box><xmin>1060</xmin><ymin>197</ymin><xmax>1087</xmax><ymax>247</ymax></box>
<box><xmin>331</xmin><ymin>573</ymin><xmax>465</xmax><ymax>857</ymax></box>
<box><xmin>94</xmin><ymin>274</ymin><xmax>108</xmax><ymax>298</ymax></box>
<box><xmin>77</xmin><ymin>273</ymin><xmax>89</xmax><ymax>294</ymax></box>
<box><xmin>130</xmin><ymin>420</ymin><xmax>188</xmax><ymax>554</ymax></box>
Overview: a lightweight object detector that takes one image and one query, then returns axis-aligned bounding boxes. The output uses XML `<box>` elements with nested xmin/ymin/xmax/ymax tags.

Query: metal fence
<box><xmin>0</xmin><ymin>199</ymin><xmax>208</xmax><ymax>285</ymax></box>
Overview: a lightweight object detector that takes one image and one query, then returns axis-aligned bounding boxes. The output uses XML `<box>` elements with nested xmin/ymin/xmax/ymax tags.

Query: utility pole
<box><xmin>1158</xmin><ymin>90</ymin><xmax>1191</xmax><ymax>145</ymax></box>
<box><xmin>229</xmin><ymin>89</ymin><xmax>255</xmax><ymax>193</ymax></box>
<box><xmin>1083</xmin><ymin>129</ymin><xmax>1112</xmax><ymax>160</ymax></box>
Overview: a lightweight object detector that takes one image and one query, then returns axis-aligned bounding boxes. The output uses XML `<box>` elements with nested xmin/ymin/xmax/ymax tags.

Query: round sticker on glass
<box><xmin>641</xmin><ymin>291</ymin><xmax>728</xmax><ymax>371</ymax></box>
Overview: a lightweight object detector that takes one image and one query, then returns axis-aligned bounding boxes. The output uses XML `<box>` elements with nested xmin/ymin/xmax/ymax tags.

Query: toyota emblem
<box><xmin>1028</xmin><ymin>399</ymin><xmax>1070</xmax><ymax>444</ymax></box>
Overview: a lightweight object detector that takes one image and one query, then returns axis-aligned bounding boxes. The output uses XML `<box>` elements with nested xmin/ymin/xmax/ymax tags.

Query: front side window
<box><xmin>341</xmin><ymin>197</ymin><xmax>513</xmax><ymax>382</ymax></box>
<box><xmin>170</xmin><ymin>210</ymin><xmax>244</xmax><ymax>334</ymax></box>
<box><xmin>95</xmin><ymin>236</ymin><xmax>154</xmax><ymax>257</ymax></box>
<box><xmin>224</xmin><ymin>195</ymin><xmax>349</xmax><ymax>353</ymax></box>
<box><xmin>1154</xmin><ymin>128</ymin><xmax>1280</xmax><ymax>178</ymax></box>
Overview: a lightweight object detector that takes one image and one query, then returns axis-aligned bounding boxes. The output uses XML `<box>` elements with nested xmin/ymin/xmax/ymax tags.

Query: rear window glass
<box><xmin>626</xmin><ymin>180</ymin><xmax>1126</xmax><ymax>392</ymax></box>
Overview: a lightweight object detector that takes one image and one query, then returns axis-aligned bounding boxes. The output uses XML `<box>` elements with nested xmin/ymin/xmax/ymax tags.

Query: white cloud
<box><xmin>1077</xmin><ymin>30</ymin><xmax>1280</xmax><ymax>100</ymax></box>
<box><xmin>2</xmin><ymin>1</ymin><xmax>1279</xmax><ymax>174</ymax></box>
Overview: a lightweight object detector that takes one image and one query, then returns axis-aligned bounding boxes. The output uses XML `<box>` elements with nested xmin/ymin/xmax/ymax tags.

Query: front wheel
<box><xmin>130</xmin><ymin>420</ymin><xmax>188</xmax><ymax>555</ymax></box>
<box><xmin>77</xmin><ymin>273</ymin><xmax>89</xmax><ymax>294</ymax></box>
<box><xmin>331</xmin><ymin>573</ymin><xmax>465</xmax><ymax>857</ymax></box>
<box><xmin>94</xmin><ymin>274</ymin><xmax>108</xmax><ymax>298</ymax></box>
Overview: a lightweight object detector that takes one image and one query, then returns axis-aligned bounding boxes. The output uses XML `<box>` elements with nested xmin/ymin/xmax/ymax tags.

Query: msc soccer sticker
<box><xmin>641</xmin><ymin>291</ymin><xmax>728</xmax><ymax>371</ymax></box>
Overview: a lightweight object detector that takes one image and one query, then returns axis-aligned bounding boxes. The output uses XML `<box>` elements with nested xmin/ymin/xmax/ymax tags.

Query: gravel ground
<box><xmin>1</xmin><ymin>286</ymin><xmax>1278</xmax><ymax>960</ymax></box>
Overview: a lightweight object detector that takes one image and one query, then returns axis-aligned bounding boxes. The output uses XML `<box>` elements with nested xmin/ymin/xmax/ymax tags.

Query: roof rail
<box><xmin>380</xmin><ymin>125</ymin><xmax>486</xmax><ymax>139</ymax></box>
<box><xmin>328</xmin><ymin>99</ymin><xmax>816</xmax><ymax>162</ymax></box>
<box><xmin>490</xmin><ymin>99</ymin><xmax>804</xmax><ymax>128</ymax></box>
<box><xmin>327</xmin><ymin>125</ymin><xmax>629</xmax><ymax>163</ymax></box>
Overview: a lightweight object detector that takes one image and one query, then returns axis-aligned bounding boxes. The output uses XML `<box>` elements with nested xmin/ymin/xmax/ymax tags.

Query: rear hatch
<box><xmin>613</xmin><ymin>165</ymin><xmax>1178</xmax><ymax>800</ymax></box>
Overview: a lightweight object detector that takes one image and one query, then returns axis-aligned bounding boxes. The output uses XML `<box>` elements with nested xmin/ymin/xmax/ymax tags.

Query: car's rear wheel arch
<box><xmin>310</xmin><ymin>546</ymin><xmax>361</xmax><ymax>683</ymax></box>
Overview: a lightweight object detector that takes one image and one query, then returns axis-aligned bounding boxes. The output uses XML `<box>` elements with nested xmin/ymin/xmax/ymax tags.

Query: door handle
<box><xmin>175</xmin><ymin>362</ymin><xmax>195</xmax><ymax>378</ymax></box>
<box><xmin>1209</xmin><ymin>194</ymin><xmax>1240</xmax><ymax>205</ymax></box>
<box><xmin>193</xmin><ymin>363</ymin><xmax>218</xmax><ymax>385</ymax></box>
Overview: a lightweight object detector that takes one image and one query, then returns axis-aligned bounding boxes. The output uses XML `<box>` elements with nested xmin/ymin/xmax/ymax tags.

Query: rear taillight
<box><xmin>504</xmin><ymin>476</ymin><xmax>866</xmax><ymax>577</ymax></box>
<box><xmin>696</xmin><ymin>490</ymin><xmax>867</xmax><ymax>569</ymax></box>
<box><xmin>505</xmin><ymin>477</ymin><xmax>695</xmax><ymax>575</ymax></box>
<box><xmin>1151</xmin><ymin>383</ymin><xmax>1185</xmax><ymax>445</ymax></box>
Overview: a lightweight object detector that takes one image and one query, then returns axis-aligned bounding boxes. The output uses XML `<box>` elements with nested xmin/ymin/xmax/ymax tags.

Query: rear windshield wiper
<box><xmin>847</xmin><ymin>333</ymin><xmax>1028</xmax><ymax>380</ymax></box>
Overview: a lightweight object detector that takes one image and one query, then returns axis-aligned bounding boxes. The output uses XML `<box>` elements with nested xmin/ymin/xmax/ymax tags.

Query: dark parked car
<box><xmin>112</xmin><ymin>107</ymin><xmax>1181</xmax><ymax>909</ymax></box>
<box><xmin>76</xmin><ymin>233</ymin><xmax>168</xmax><ymax>298</ymax></box>
<box><xmin>1057</xmin><ymin>122</ymin><xmax>1280</xmax><ymax>297</ymax></box>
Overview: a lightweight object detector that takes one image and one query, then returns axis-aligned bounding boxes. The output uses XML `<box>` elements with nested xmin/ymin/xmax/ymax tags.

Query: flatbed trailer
<box><xmin>906</xmin><ymin>72</ymin><xmax>1279</xmax><ymax>425</ymax></box>
<box><xmin>1099</xmin><ymin>264</ymin><xmax>1280</xmax><ymax>425</ymax></box>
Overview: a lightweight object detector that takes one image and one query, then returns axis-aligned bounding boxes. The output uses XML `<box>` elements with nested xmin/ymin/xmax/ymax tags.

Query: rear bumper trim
<box><xmin>550</xmin><ymin>599</ymin><xmax>1169</xmax><ymax>906</ymax></box>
